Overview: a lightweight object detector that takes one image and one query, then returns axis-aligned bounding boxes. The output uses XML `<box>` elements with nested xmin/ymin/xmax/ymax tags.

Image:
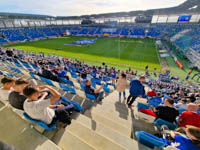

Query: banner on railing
<box><xmin>173</xmin><ymin>55</ymin><xmax>183</xmax><ymax>69</ymax></box>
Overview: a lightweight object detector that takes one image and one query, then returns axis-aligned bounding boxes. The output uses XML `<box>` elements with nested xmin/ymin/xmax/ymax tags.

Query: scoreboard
<box><xmin>178</xmin><ymin>15</ymin><xmax>191</xmax><ymax>22</ymax></box>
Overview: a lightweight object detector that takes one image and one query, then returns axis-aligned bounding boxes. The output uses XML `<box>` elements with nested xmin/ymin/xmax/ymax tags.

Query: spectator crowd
<box><xmin>0</xmin><ymin>47</ymin><xmax>199</xmax><ymax>150</ymax></box>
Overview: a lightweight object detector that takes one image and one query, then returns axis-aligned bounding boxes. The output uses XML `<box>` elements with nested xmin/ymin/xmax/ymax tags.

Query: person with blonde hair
<box><xmin>116</xmin><ymin>73</ymin><xmax>127</xmax><ymax>100</ymax></box>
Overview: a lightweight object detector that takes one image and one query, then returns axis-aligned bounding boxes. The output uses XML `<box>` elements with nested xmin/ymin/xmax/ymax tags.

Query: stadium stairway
<box><xmin>51</xmin><ymin>90</ymin><xmax>154</xmax><ymax>150</ymax></box>
<box><xmin>0</xmin><ymin>61</ymin><xmax>156</xmax><ymax>150</ymax></box>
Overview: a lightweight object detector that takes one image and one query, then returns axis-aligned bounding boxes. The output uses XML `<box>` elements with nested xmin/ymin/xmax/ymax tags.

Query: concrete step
<box><xmin>96</xmin><ymin>100</ymin><xmax>133</xmax><ymax>118</ymax></box>
<box><xmin>74</xmin><ymin>114</ymin><xmax>139</xmax><ymax>150</ymax></box>
<box><xmin>0</xmin><ymin>107</ymin><xmax>61</xmax><ymax>150</ymax></box>
<box><xmin>4</xmin><ymin>103</ymin><xmax>46</xmax><ymax>133</ymax></box>
<box><xmin>89</xmin><ymin>107</ymin><xmax>132</xmax><ymax>128</ymax></box>
<box><xmin>67</xmin><ymin>120</ymin><xmax>126</xmax><ymax>150</ymax></box>
<box><xmin>101</xmin><ymin>95</ymin><xmax>146</xmax><ymax>108</ymax></box>
<box><xmin>54</xmin><ymin>128</ymin><xmax>96</xmax><ymax>150</ymax></box>
<box><xmin>84</xmin><ymin>109</ymin><xmax>131</xmax><ymax>137</ymax></box>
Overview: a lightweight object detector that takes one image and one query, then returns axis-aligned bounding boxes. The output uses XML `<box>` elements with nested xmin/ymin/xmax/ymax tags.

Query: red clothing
<box><xmin>147</xmin><ymin>90</ymin><xmax>157</xmax><ymax>97</ymax></box>
<box><xmin>178</xmin><ymin>112</ymin><xmax>200</xmax><ymax>128</ymax></box>
<box><xmin>139</xmin><ymin>109</ymin><xmax>157</xmax><ymax>117</ymax></box>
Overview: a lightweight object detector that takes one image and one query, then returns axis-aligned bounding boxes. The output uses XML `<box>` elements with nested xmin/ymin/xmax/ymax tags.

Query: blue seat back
<box><xmin>59</xmin><ymin>78</ymin><xmax>74</xmax><ymax>86</ymax></box>
<box><xmin>59</xmin><ymin>83</ymin><xmax>76</xmax><ymax>94</ymax></box>
<box><xmin>68</xmin><ymin>87</ymin><xmax>76</xmax><ymax>94</ymax></box>
<box><xmin>7</xmin><ymin>73</ymin><xmax>17</xmax><ymax>78</ymax></box>
<box><xmin>86</xmin><ymin>93</ymin><xmax>96</xmax><ymax>101</ymax></box>
<box><xmin>136</xmin><ymin>131</ymin><xmax>166</xmax><ymax>149</ymax></box>
<box><xmin>14</xmin><ymin>62</ymin><xmax>23</xmax><ymax>68</ymax></box>
<box><xmin>103</xmin><ymin>87</ymin><xmax>110</xmax><ymax>93</ymax></box>
<box><xmin>198</xmin><ymin>109</ymin><xmax>200</xmax><ymax>114</ymax></box>
<box><xmin>61</xmin><ymin>96</ymin><xmax>83</xmax><ymax>112</ymax></box>
<box><xmin>9</xmin><ymin>66</ymin><xmax>22</xmax><ymax>74</ymax></box>
<box><xmin>30</xmin><ymin>73</ymin><xmax>37</xmax><ymax>80</ymax></box>
<box><xmin>103</xmin><ymin>77</ymin><xmax>110</xmax><ymax>82</ymax></box>
<box><xmin>154</xmin><ymin>118</ymin><xmax>177</xmax><ymax>130</ymax></box>
<box><xmin>70</xmin><ymin>72</ymin><xmax>78</xmax><ymax>79</ymax></box>
<box><xmin>31</xmin><ymin>64</ymin><xmax>40</xmax><ymax>70</ymax></box>
<box><xmin>23</xmin><ymin>113</ymin><xmax>56</xmax><ymax>130</ymax></box>
<box><xmin>148</xmin><ymin>101</ymin><xmax>160</xmax><ymax>107</ymax></box>
<box><xmin>137</xmin><ymin>102</ymin><xmax>150</xmax><ymax>110</ymax></box>
<box><xmin>178</xmin><ymin>108</ymin><xmax>186</xmax><ymax>114</ymax></box>
<box><xmin>106</xmin><ymin>83</ymin><xmax>116</xmax><ymax>89</ymax></box>
<box><xmin>91</xmin><ymin>81</ymin><xmax>96</xmax><ymax>89</ymax></box>
<box><xmin>71</xmin><ymin>74</ymin><xmax>78</xmax><ymax>79</ymax></box>
<box><xmin>95</xmin><ymin>79</ymin><xmax>102</xmax><ymax>85</ymax></box>
<box><xmin>40</xmin><ymin>76</ymin><xmax>54</xmax><ymax>86</ymax></box>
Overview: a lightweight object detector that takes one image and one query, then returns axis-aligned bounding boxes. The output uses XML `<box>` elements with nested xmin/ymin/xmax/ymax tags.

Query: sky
<box><xmin>0</xmin><ymin>0</ymin><xmax>187</xmax><ymax>16</ymax></box>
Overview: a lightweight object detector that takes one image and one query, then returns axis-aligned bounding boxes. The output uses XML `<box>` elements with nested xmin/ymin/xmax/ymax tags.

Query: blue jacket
<box><xmin>129</xmin><ymin>79</ymin><xmax>145</xmax><ymax>97</ymax></box>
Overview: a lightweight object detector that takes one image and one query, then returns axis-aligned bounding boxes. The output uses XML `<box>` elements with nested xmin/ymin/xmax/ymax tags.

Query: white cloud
<box><xmin>0</xmin><ymin>0</ymin><xmax>187</xmax><ymax>16</ymax></box>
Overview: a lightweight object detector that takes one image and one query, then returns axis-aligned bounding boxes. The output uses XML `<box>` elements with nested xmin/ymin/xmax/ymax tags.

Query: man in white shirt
<box><xmin>23</xmin><ymin>85</ymin><xmax>74</xmax><ymax>125</ymax></box>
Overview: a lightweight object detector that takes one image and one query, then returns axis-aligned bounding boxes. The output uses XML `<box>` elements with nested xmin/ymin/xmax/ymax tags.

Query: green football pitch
<box><xmin>6</xmin><ymin>36</ymin><xmax>161</xmax><ymax>71</ymax></box>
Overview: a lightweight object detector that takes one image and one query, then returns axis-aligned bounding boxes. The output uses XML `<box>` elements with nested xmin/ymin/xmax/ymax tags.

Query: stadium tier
<box><xmin>0</xmin><ymin>25</ymin><xmax>199</xmax><ymax>54</ymax></box>
<box><xmin>0</xmin><ymin>47</ymin><xmax>199</xmax><ymax>150</ymax></box>
<box><xmin>0</xmin><ymin>0</ymin><xmax>200</xmax><ymax>150</ymax></box>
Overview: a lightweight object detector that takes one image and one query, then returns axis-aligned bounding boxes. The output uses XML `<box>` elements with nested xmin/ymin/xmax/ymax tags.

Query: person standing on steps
<box><xmin>116</xmin><ymin>73</ymin><xmax>127</xmax><ymax>101</ymax></box>
<box><xmin>127</xmin><ymin>75</ymin><xmax>146</xmax><ymax>107</ymax></box>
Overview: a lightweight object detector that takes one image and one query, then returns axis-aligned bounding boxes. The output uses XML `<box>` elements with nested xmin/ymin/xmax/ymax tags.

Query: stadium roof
<box><xmin>0</xmin><ymin>12</ymin><xmax>54</xmax><ymax>19</ymax></box>
<box><xmin>0</xmin><ymin>0</ymin><xmax>199</xmax><ymax>20</ymax></box>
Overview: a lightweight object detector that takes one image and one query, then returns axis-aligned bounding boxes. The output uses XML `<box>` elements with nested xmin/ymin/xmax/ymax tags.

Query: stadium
<box><xmin>0</xmin><ymin>0</ymin><xmax>200</xmax><ymax>150</ymax></box>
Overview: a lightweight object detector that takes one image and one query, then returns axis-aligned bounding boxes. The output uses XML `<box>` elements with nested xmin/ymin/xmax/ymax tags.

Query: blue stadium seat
<box><xmin>136</xmin><ymin>131</ymin><xmax>166</xmax><ymax>149</ymax></box>
<box><xmin>60</xmin><ymin>96</ymin><xmax>83</xmax><ymax>112</ymax></box>
<box><xmin>103</xmin><ymin>87</ymin><xmax>110</xmax><ymax>93</ymax></box>
<box><xmin>106</xmin><ymin>83</ymin><xmax>116</xmax><ymax>89</ymax></box>
<box><xmin>178</xmin><ymin>108</ymin><xmax>186</xmax><ymax>114</ymax></box>
<box><xmin>148</xmin><ymin>101</ymin><xmax>160</xmax><ymax>107</ymax></box>
<box><xmin>70</xmin><ymin>72</ymin><xmax>78</xmax><ymax>79</ymax></box>
<box><xmin>8</xmin><ymin>66</ymin><xmax>22</xmax><ymax>74</ymax></box>
<box><xmin>85</xmin><ymin>93</ymin><xmax>97</xmax><ymax>101</ymax></box>
<box><xmin>137</xmin><ymin>102</ymin><xmax>150</xmax><ymax>110</ymax></box>
<box><xmin>154</xmin><ymin>118</ymin><xmax>177</xmax><ymax>130</ymax></box>
<box><xmin>103</xmin><ymin>77</ymin><xmax>111</xmax><ymax>82</ymax></box>
<box><xmin>39</xmin><ymin>76</ymin><xmax>55</xmax><ymax>86</ymax></box>
<box><xmin>59</xmin><ymin>78</ymin><xmax>74</xmax><ymax>86</ymax></box>
<box><xmin>29</xmin><ymin>73</ymin><xmax>37</xmax><ymax>80</ymax></box>
<box><xmin>23</xmin><ymin>113</ymin><xmax>57</xmax><ymax>130</ymax></box>
<box><xmin>59</xmin><ymin>83</ymin><xmax>76</xmax><ymax>94</ymax></box>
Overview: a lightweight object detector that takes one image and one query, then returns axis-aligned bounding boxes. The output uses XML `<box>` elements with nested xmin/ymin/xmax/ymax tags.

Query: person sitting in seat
<box><xmin>139</xmin><ymin>97</ymin><xmax>179</xmax><ymax>123</ymax></box>
<box><xmin>0</xmin><ymin>77</ymin><xmax>15</xmax><ymax>101</ymax></box>
<box><xmin>40</xmin><ymin>66</ymin><xmax>59</xmax><ymax>82</ymax></box>
<box><xmin>8</xmin><ymin>78</ymin><xmax>29</xmax><ymax>110</ymax></box>
<box><xmin>175</xmin><ymin>98</ymin><xmax>188</xmax><ymax>110</ymax></box>
<box><xmin>58</xmin><ymin>66</ymin><xmax>68</xmax><ymax>79</ymax></box>
<box><xmin>23</xmin><ymin>85</ymin><xmax>74</xmax><ymax>125</ymax></box>
<box><xmin>167</xmin><ymin>126</ymin><xmax>200</xmax><ymax>150</ymax></box>
<box><xmin>154</xmin><ymin>97</ymin><xmax>179</xmax><ymax>123</ymax></box>
<box><xmin>178</xmin><ymin>103</ymin><xmax>200</xmax><ymax>128</ymax></box>
<box><xmin>84</xmin><ymin>80</ymin><xmax>104</xmax><ymax>101</ymax></box>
